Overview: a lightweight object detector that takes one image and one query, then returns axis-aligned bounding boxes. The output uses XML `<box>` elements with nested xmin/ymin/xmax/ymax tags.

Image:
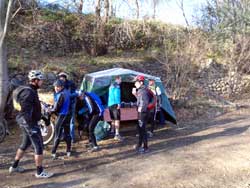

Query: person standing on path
<box><xmin>58</xmin><ymin>72</ymin><xmax>77</xmax><ymax>143</ymax></box>
<box><xmin>147</xmin><ymin>78</ymin><xmax>162</xmax><ymax>137</ymax></box>
<box><xmin>50</xmin><ymin>79</ymin><xmax>72</xmax><ymax>159</ymax></box>
<box><xmin>9</xmin><ymin>70</ymin><xmax>53</xmax><ymax>178</ymax></box>
<box><xmin>108</xmin><ymin>76</ymin><xmax>123</xmax><ymax>141</ymax></box>
<box><xmin>133</xmin><ymin>75</ymin><xmax>150</xmax><ymax>154</ymax></box>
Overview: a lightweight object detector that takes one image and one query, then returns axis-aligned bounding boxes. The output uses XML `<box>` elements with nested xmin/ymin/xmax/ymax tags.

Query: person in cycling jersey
<box><xmin>9</xmin><ymin>70</ymin><xmax>53</xmax><ymax>178</ymax></box>
<box><xmin>58</xmin><ymin>72</ymin><xmax>77</xmax><ymax>143</ymax></box>
<box><xmin>50</xmin><ymin>79</ymin><xmax>72</xmax><ymax>159</ymax></box>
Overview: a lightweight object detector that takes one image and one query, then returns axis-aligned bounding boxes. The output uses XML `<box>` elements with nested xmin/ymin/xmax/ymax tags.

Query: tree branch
<box><xmin>11</xmin><ymin>0</ymin><xmax>22</xmax><ymax>21</ymax></box>
<box><xmin>0</xmin><ymin>0</ymin><xmax>13</xmax><ymax>46</ymax></box>
<box><xmin>176</xmin><ymin>0</ymin><xmax>190</xmax><ymax>27</ymax></box>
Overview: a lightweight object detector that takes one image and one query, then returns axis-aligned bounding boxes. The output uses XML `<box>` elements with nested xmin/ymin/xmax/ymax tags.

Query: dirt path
<box><xmin>1</xmin><ymin>108</ymin><xmax>250</xmax><ymax>188</ymax></box>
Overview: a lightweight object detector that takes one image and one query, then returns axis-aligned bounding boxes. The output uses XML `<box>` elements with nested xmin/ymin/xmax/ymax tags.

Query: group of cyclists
<box><xmin>8</xmin><ymin>69</ymin><xmax>164</xmax><ymax>178</ymax></box>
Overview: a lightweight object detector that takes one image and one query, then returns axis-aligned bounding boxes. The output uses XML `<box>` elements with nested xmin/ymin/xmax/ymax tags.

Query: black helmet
<box><xmin>53</xmin><ymin>79</ymin><xmax>64</xmax><ymax>87</ymax></box>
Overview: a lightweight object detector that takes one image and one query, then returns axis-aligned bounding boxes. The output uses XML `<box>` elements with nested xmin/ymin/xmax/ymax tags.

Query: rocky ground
<box><xmin>1</xmin><ymin>105</ymin><xmax>250</xmax><ymax>188</ymax></box>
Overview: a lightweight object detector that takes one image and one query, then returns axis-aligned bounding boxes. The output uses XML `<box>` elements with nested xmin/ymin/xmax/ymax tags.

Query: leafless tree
<box><xmin>0</xmin><ymin>0</ymin><xmax>13</xmax><ymax>125</ymax></box>
<box><xmin>104</xmin><ymin>0</ymin><xmax>109</xmax><ymax>23</ymax></box>
<box><xmin>152</xmin><ymin>0</ymin><xmax>159</xmax><ymax>19</ymax></box>
<box><xmin>73</xmin><ymin>0</ymin><xmax>84</xmax><ymax>13</ymax></box>
<box><xmin>95</xmin><ymin>0</ymin><xmax>101</xmax><ymax>20</ymax></box>
<box><xmin>176</xmin><ymin>0</ymin><xmax>189</xmax><ymax>27</ymax></box>
<box><xmin>135</xmin><ymin>0</ymin><xmax>139</xmax><ymax>19</ymax></box>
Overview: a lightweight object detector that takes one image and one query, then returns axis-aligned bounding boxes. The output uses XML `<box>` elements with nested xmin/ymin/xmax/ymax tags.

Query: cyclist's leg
<box><xmin>51</xmin><ymin>115</ymin><xmax>65</xmax><ymax>154</ymax></box>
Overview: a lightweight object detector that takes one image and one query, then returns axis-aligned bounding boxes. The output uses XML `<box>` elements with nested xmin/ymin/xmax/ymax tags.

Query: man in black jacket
<box><xmin>9</xmin><ymin>70</ymin><xmax>53</xmax><ymax>178</ymax></box>
<box><xmin>133</xmin><ymin>75</ymin><xmax>150</xmax><ymax>153</ymax></box>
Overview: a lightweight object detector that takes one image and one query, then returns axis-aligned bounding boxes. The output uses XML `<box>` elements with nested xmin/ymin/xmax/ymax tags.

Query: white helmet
<box><xmin>58</xmin><ymin>72</ymin><xmax>68</xmax><ymax>79</ymax></box>
<box><xmin>28</xmin><ymin>70</ymin><xmax>45</xmax><ymax>80</ymax></box>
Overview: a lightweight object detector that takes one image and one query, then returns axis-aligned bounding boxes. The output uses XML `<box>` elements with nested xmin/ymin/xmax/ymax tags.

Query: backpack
<box><xmin>12</xmin><ymin>86</ymin><xmax>32</xmax><ymax>111</ymax></box>
<box><xmin>85</xmin><ymin>92</ymin><xmax>105</xmax><ymax>116</ymax></box>
<box><xmin>146</xmin><ymin>88</ymin><xmax>157</xmax><ymax>110</ymax></box>
<box><xmin>94</xmin><ymin>121</ymin><xmax>111</xmax><ymax>141</ymax></box>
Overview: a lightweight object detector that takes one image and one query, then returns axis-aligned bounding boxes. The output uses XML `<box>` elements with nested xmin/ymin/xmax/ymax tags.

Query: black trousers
<box><xmin>19</xmin><ymin>126</ymin><xmax>44</xmax><ymax>155</ymax></box>
<box><xmin>88</xmin><ymin>114</ymin><xmax>101</xmax><ymax>147</ymax></box>
<box><xmin>137</xmin><ymin>112</ymin><xmax>148</xmax><ymax>149</ymax></box>
<box><xmin>52</xmin><ymin>114</ymin><xmax>71</xmax><ymax>154</ymax></box>
<box><xmin>148</xmin><ymin>109</ymin><xmax>156</xmax><ymax>133</ymax></box>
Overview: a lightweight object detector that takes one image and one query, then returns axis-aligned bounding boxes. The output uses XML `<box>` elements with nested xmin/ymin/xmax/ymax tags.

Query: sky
<box><xmin>157</xmin><ymin>0</ymin><xmax>207</xmax><ymax>25</ymax></box>
<box><xmin>41</xmin><ymin>0</ymin><xmax>207</xmax><ymax>26</ymax></box>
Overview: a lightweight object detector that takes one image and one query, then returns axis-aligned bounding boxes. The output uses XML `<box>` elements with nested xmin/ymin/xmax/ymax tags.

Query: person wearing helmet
<box><xmin>9</xmin><ymin>70</ymin><xmax>54</xmax><ymax>178</ymax></box>
<box><xmin>133</xmin><ymin>75</ymin><xmax>150</xmax><ymax>154</ymax></box>
<box><xmin>49</xmin><ymin>79</ymin><xmax>71</xmax><ymax>159</ymax></box>
<box><xmin>58</xmin><ymin>72</ymin><xmax>77</xmax><ymax>143</ymax></box>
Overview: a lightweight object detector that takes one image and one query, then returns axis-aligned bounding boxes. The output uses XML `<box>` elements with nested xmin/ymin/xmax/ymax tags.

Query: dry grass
<box><xmin>39</xmin><ymin>92</ymin><xmax>54</xmax><ymax>105</ymax></box>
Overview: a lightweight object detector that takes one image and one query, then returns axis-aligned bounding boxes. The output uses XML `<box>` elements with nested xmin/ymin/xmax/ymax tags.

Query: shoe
<box><xmin>85</xmin><ymin>143</ymin><xmax>93</xmax><ymax>148</ymax></box>
<box><xmin>147</xmin><ymin>131</ymin><xmax>153</xmax><ymax>138</ymax></box>
<box><xmin>9</xmin><ymin>166</ymin><xmax>25</xmax><ymax>174</ymax></box>
<box><xmin>88</xmin><ymin>146</ymin><xmax>99</xmax><ymax>152</ymax></box>
<box><xmin>66</xmin><ymin>152</ymin><xmax>71</xmax><ymax>157</ymax></box>
<box><xmin>51</xmin><ymin>153</ymin><xmax>57</xmax><ymax>160</ymax></box>
<box><xmin>114</xmin><ymin>134</ymin><xmax>123</xmax><ymax>141</ymax></box>
<box><xmin>35</xmin><ymin>170</ymin><xmax>54</xmax><ymax>178</ymax></box>
<box><xmin>110</xmin><ymin>130</ymin><xmax>115</xmax><ymax>137</ymax></box>
<box><xmin>138</xmin><ymin>147</ymin><xmax>149</xmax><ymax>154</ymax></box>
<box><xmin>133</xmin><ymin>145</ymin><xmax>140</xmax><ymax>151</ymax></box>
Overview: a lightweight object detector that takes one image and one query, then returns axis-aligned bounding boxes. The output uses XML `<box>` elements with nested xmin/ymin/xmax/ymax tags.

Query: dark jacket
<box><xmin>16</xmin><ymin>84</ymin><xmax>41</xmax><ymax>127</ymax></box>
<box><xmin>64</xmin><ymin>80</ymin><xmax>77</xmax><ymax>113</ymax></box>
<box><xmin>64</xmin><ymin>80</ymin><xmax>76</xmax><ymax>94</ymax></box>
<box><xmin>136</xmin><ymin>85</ymin><xmax>150</xmax><ymax>113</ymax></box>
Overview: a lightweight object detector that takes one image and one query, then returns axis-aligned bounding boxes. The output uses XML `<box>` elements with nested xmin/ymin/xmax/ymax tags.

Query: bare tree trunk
<box><xmin>0</xmin><ymin>42</ymin><xmax>8</xmax><ymax>118</ymax></box>
<box><xmin>95</xmin><ymin>0</ymin><xmax>101</xmax><ymax>20</ymax></box>
<box><xmin>0</xmin><ymin>0</ymin><xmax>12</xmax><ymax>120</ymax></box>
<box><xmin>109</xmin><ymin>0</ymin><xmax>114</xmax><ymax>17</ymax></box>
<box><xmin>78</xmin><ymin>0</ymin><xmax>83</xmax><ymax>13</ymax></box>
<box><xmin>153</xmin><ymin>0</ymin><xmax>156</xmax><ymax>19</ymax></box>
<box><xmin>177</xmin><ymin>0</ymin><xmax>189</xmax><ymax>27</ymax></box>
<box><xmin>93</xmin><ymin>0</ymin><xmax>102</xmax><ymax>56</ymax></box>
<box><xmin>104</xmin><ymin>0</ymin><xmax>109</xmax><ymax>23</ymax></box>
<box><xmin>73</xmin><ymin>0</ymin><xmax>84</xmax><ymax>13</ymax></box>
<box><xmin>135</xmin><ymin>0</ymin><xmax>139</xmax><ymax>19</ymax></box>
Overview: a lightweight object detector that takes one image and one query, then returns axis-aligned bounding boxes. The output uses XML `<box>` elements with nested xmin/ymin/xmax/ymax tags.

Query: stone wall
<box><xmin>204</xmin><ymin>76</ymin><xmax>250</xmax><ymax>97</ymax></box>
<box><xmin>198</xmin><ymin>60</ymin><xmax>250</xmax><ymax>98</ymax></box>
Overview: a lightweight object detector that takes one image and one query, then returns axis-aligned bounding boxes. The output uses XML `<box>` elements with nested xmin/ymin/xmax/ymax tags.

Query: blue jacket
<box><xmin>108</xmin><ymin>83</ymin><xmax>121</xmax><ymax>107</ymax></box>
<box><xmin>52</xmin><ymin>89</ymin><xmax>71</xmax><ymax>115</ymax></box>
<box><xmin>84</xmin><ymin>92</ymin><xmax>105</xmax><ymax>117</ymax></box>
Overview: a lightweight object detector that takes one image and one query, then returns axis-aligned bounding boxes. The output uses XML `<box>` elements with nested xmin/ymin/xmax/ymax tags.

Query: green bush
<box><xmin>41</xmin><ymin>9</ymin><xmax>65</xmax><ymax>21</ymax></box>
